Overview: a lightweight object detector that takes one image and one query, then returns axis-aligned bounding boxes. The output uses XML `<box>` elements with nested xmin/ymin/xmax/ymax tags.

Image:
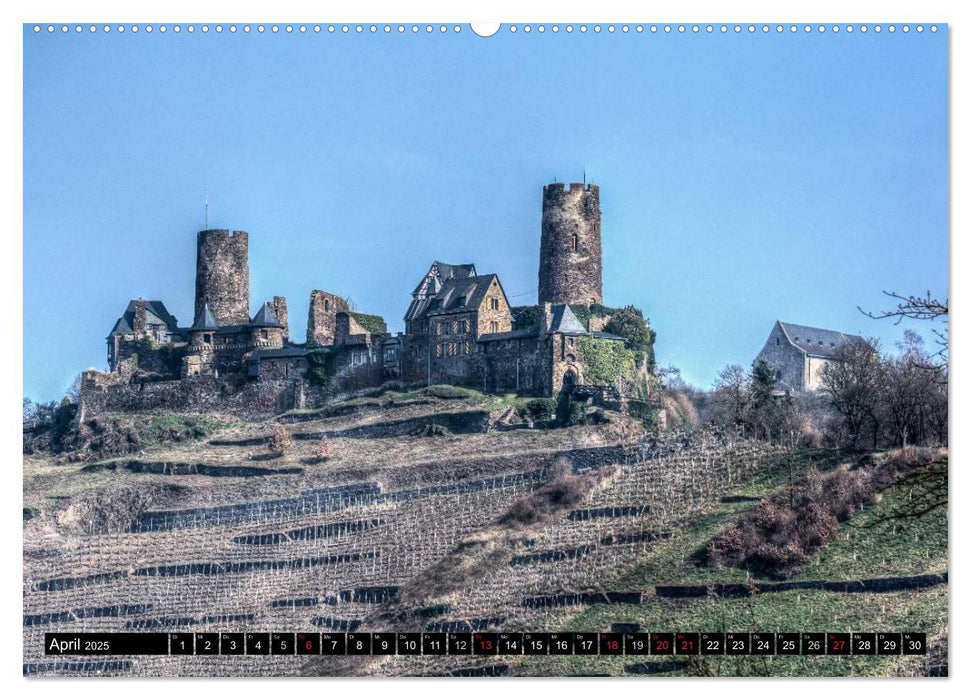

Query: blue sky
<box><xmin>23</xmin><ymin>25</ymin><xmax>947</xmax><ymax>401</ymax></box>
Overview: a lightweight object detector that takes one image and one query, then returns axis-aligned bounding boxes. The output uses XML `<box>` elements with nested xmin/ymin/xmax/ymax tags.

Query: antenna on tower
<box><xmin>204</xmin><ymin>186</ymin><xmax>209</xmax><ymax>230</ymax></box>
<box><xmin>583</xmin><ymin>168</ymin><xmax>586</xmax><ymax>185</ymax></box>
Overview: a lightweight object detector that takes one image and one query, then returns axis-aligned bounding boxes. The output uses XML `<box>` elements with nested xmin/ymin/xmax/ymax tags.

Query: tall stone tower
<box><xmin>538</xmin><ymin>182</ymin><xmax>603</xmax><ymax>307</ymax></box>
<box><xmin>194</xmin><ymin>229</ymin><xmax>250</xmax><ymax>327</ymax></box>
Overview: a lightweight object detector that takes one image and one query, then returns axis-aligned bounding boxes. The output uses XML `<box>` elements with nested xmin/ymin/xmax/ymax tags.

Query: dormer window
<box><xmin>456</xmin><ymin>296</ymin><xmax>466</xmax><ymax>307</ymax></box>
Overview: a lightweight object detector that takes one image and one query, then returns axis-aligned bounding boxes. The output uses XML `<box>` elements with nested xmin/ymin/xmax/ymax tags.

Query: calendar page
<box><xmin>21</xmin><ymin>16</ymin><xmax>948</xmax><ymax>680</ymax></box>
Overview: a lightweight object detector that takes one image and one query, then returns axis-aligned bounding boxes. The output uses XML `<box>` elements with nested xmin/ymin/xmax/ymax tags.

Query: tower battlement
<box><xmin>543</xmin><ymin>182</ymin><xmax>599</xmax><ymax>196</ymax></box>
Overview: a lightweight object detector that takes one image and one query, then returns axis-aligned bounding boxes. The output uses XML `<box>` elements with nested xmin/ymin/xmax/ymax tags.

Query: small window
<box><xmin>260</xmin><ymin>329</ymin><xmax>268</xmax><ymax>340</ymax></box>
<box><xmin>490</xmin><ymin>297</ymin><xmax>499</xmax><ymax>310</ymax></box>
<box><xmin>325</xmin><ymin>299</ymin><xmax>330</xmax><ymax>311</ymax></box>
<box><xmin>568</xmin><ymin>337</ymin><xmax>574</xmax><ymax>347</ymax></box>
<box><xmin>203</xmin><ymin>333</ymin><xmax>212</xmax><ymax>344</ymax></box>
<box><xmin>572</xmin><ymin>233</ymin><xmax>579</xmax><ymax>252</ymax></box>
<box><xmin>775</xmin><ymin>337</ymin><xmax>780</xmax><ymax>346</ymax></box>
<box><xmin>490</xmin><ymin>321</ymin><xmax>499</xmax><ymax>333</ymax></box>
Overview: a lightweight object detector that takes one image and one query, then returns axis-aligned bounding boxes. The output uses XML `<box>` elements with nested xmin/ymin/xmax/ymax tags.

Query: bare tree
<box><xmin>860</xmin><ymin>290</ymin><xmax>948</xmax><ymax>367</ymax></box>
<box><xmin>65</xmin><ymin>374</ymin><xmax>83</xmax><ymax>404</ymax></box>
<box><xmin>820</xmin><ymin>338</ymin><xmax>882</xmax><ymax>448</ymax></box>
<box><xmin>710</xmin><ymin>364</ymin><xmax>751</xmax><ymax>434</ymax></box>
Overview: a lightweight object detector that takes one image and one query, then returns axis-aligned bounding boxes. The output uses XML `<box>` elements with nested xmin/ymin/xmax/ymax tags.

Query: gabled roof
<box><xmin>250</xmin><ymin>302</ymin><xmax>284</xmax><ymax>328</ymax></box>
<box><xmin>428</xmin><ymin>274</ymin><xmax>502</xmax><ymax>316</ymax></box>
<box><xmin>190</xmin><ymin>303</ymin><xmax>219</xmax><ymax>331</ymax></box>
<box><xmin>409</xmin><ymin>260</ymin><xmax>478</xmax><ymax>299</ymax></box>
<box><xmin>124</xmin><ymin>300</ymin><xmax>178</xmax><ymax>328</ymax></box>
<box><xmin>548</xmin><ymin>304</ymin><xmax>587</xmax><ymax>335</ymax></box>
<box><xmin>777</xmin><ymin>321</ymin><xmax>867</xmax><ymax>359</ymax></box>
<box><xmin>434</xmin><ymin>261</ymin><xmax>476</xmax><ymax>281</ymax></box>
<box><xmin>407</xmin><ymin>273</ymin><xmax>505</xmax><ymax>322</ymax></box>
<box><xmin>109</xmin><ymin>316</ymin><xmax>133</xmax><ymax>335</ymax></box>
<box><xmin>109</xmin><ymin>299</ymin><xmax>179</xmax><ymax>336</ymax></box>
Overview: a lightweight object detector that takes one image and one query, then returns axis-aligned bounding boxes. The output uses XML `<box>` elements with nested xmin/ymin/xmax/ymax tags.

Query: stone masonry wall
<box><xmin>754</xmin><ymin>322</ymin><xmax>806</xmax><ymax>392</ymax></box>
<box><xmin>80</xmin><ymin>375</ymin><xmax>322</xmax><ymax>418</ymax></box>
<box><xmin>479</xmin><ymin>336</ymin><xmax>547</xmax><ymax>395</ymax></box>
<box><xmin>307</xmin><ymin>290</ymin><xmax>350</xmax><ymax>345</ymax></box>
<box><xmin>475</xmin><ymin>278</ymin><xmax>513</xmax><ymax>337</ymax></box>
<box><xmin>538</xmin><ymin>183</ymin><xmax>603</xmax><ymax>307</ymax></box>
<box><xmin>271</xmin><ymin>296</ymin><xmax>289</xmax><ymax>341</ymax></box>
<box><xmin>195</xmin><ymin>230</ymin><xmax>250</xmax><ymax>326</ymax></box>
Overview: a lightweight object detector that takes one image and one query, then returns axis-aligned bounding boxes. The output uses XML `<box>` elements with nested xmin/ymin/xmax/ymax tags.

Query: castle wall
<box><xmin>195</xmin><ymin>230</ymin><xmax>250</xmax><ymax>326</ymax></box>
<box><xmin>538</xmin><ymin>183</ymin><xmax>603</xmax><ymax>307</ymax></box>
<box><xmin>479</xmin><ymin>336</ymin><xmax>548</xmax><ymax>395</ymax></box>
<box><xmin>80</xmin><ymin>375</ymin><xmax>317</xmax><ymax>418</ymax></box>
<box><xmin>307</xmin><ymin>290</ymin><xmax>350</xmax><ymax>345</ymax></box>
<box><xmin>258</xmin><ymin>356</ymin><xmax>308</xmax><ymax>381</ymax></box>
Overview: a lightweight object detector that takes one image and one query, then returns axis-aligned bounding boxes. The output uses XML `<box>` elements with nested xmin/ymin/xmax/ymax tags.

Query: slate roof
<box><xmin>249</xmin><ymin>346</ymin><xmax>309</xmax><ymax>360</ymax></box>
<box><xmin>778</xmin><ymin>321</ymin><xmax>867</xmax><ymax>359</ymax></box>
<box><xmin>477</xmin><ymin>328</ymin><xmax>541</xmax><ymax>343</ymax></box>
<box><xmin>408</xmin><ymin>274</ymin><xmax>504</xmax><ymax>322</ymax></box>
<box><xmin>548</xmin><ymin>304</ymin><xmax>587</xmax><ymax>335</ymax></box>
<box><xmin>109</xmin><ymin>316</ymin><xmax>133</xmax><ymax>335</ymax></box>
<box><xmin>250</xmin><ymin>302</ymin><xmax>284</xmax><ymax>328</ymax></box>
<box><xmin>409</xmin><ymin>260</ymin><xmax>478</xmax><ymax>297</ymax></box>
<box><xmin>592</xmin><ymin>331</ymin><xmax>628</xmax><ymax>342</ymax></box>
<box><xmin>109</xmin><ymin>299</ymin><xmax>180</xmax><ymax>336</ymax></box>
<box><xmin>190</xmin><ymin>303</ymin><xmax>219</xmax><ymax>331</ymax></box>
<box><xmin>124</xmin><ymin>300</ymin><xmax>178</xmax><ymax>328</ymax></box>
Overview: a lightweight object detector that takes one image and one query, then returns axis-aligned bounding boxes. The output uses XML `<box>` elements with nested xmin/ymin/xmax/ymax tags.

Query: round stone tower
<box><xmin>194</xmin><ymin>229</ymin><xmax>250</xmax><ymax>327</ymax></box>
<box><xmin>538</xmin><ymin>182</ymin><xmax>603</xmax><ymax>307</ymax></box>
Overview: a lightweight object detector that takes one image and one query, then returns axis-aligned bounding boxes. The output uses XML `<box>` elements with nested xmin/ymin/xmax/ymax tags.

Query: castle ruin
<box><xmin>82</xmin><ymin>182</ymin><xmax>642</xmax><ymax>415</ymax></box>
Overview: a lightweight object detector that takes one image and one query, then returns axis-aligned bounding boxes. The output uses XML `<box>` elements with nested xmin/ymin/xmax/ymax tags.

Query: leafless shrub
<box><xmin>705</xmin><ymin>448</ymin><xmax>943</xmax><ymax>578</ymax></box>
<box><xmin>311</xmin><ymin>436</ymin><xmax>333</xmax><ymax>461</ymax></box>
<box><xmin>498</xmin><ymin>458</ymin><xmax>611</xmax><ymax>528</ymax></box>
<box><xmin>268</xmin><ymin>426</ymin><xmax>293</xmax><ymax>455</ymax></box>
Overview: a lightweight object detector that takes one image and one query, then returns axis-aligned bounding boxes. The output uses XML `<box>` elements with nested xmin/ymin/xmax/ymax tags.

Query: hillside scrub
<box><xmin>56</xmin><ymin>484</ymin><xmax>183</xmax><ymax>534</ymax></box>
<box><xmin>498</xmin><ymin>458</ymin><xmax>613</xmax><ymax>528</ymax></box>
<box><xmin>706</xmin><ymin>447</ymin><xmax>945</xmax><ymax>578</ymax></box>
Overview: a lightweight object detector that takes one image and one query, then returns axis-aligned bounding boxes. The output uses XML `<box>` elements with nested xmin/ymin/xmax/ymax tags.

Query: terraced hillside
<box><xmin>22</xmin><ymin>388</ymin><xmax>947</xmax><ymax>677</ymax></box>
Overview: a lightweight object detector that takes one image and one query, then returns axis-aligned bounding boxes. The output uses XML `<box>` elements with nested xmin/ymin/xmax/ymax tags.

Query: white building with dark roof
<box><xmin>754</xmin><ymin>320</ymin><xmax>869</xmax><ymax>393</ymax></box>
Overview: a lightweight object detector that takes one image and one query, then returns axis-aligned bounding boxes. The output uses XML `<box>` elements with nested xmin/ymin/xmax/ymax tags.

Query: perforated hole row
<box><xmin>31</xmin><ymin>24</ymin><xmax>940</xmax><ymax>35</ymax></box>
